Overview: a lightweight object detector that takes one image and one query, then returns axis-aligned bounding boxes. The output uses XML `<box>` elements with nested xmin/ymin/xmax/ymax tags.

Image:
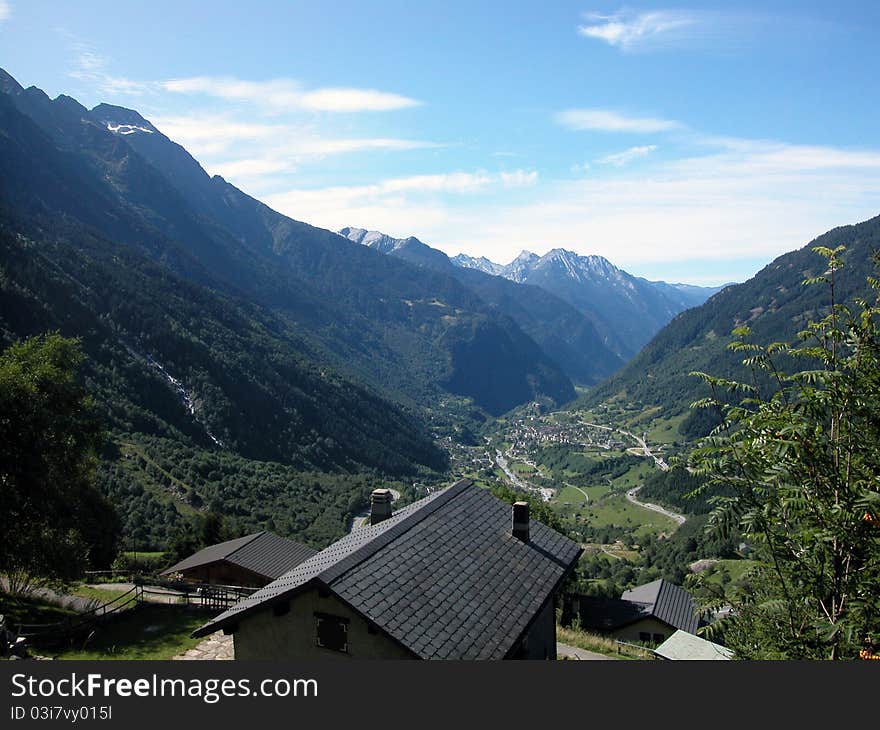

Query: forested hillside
<box><xmin>587</xmin><ymin>214</ymin><xmax>880</xmax><ymax>434</ymax></box>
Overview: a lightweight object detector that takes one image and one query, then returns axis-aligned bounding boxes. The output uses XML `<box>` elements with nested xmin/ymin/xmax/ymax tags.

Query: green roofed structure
<box><xmin>654</xmin><ymin>629</ymin><xmax>734</xmax><ymax>661</ymax></box>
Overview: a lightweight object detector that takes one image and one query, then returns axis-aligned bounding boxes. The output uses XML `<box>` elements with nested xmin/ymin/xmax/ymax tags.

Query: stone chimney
<box><xmin>512</xmin><ymin>501</ymin><xmax>530</xmax><ymax>542</ymax></box>
<box><xmin>370</xmin><ymin>489</ymin><xmax>393</xmax><ymax>525</ymax></box>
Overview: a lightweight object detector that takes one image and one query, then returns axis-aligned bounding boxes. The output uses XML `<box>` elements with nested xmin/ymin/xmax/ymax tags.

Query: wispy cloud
<box><xmin>270</xmin><ymin>169</ymin><xmax>537</xmax><ymax>202</ymax></box>
<box><xmin>149</xmin><ymin>113</ymin><xmax>440</xmax><ymax>187</ymax></box>
<box><xmin>162</xmin><ymin>76</ymin><xmax>420</xmax><ymax>113</ymax></box>
<box><xmin>0</xmin><ymin>1</ymin><xmax>11</xmax><ymax>23</ymax></box>
<box><xmin>597</xmin><ymin>145</ymin><xmax>657</xmax><ymax>166</ymax></box>
<box><xmin>578</xmin><ymin>9</ymin><xmax>699</xmax><ymax>51</ymax></box>
<box><xmin>66</xmin><ymin>41</ymin><xmax>147</xmax><ymax>96</ymax></box>
<box><xmin>264</xmin><ymin>169</ymin><xmax>538</xmax><ymax>233</ymax></box>
<box><xmin>556</xmin><ymin>108</ymin><xmax>682</xmax><ymax>133</ymax></box>
<box><xmin>277</xmin><ymin>137</ymin><xmax>880</xmax><ymax>283</ymax></box>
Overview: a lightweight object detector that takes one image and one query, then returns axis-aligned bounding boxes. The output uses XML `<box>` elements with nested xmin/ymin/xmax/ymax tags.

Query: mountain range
<box><xmin>342</xmin><ymin>227</ymin><xmax>725</xmax><ymax>360</ymax></box>
<box><xmin>4</xmin><ymin>65</ymin><xmax>874</xmax><ymax>550</ymax></box>
<box><xmin>0</xmin><ymin>67</ymin><xmax>590</xmax><ymax>545</ymax></box>
<box><xmin>0</xmin><ymin>67</ymin><xmax>580</xmax><ymax>439</ymax></box>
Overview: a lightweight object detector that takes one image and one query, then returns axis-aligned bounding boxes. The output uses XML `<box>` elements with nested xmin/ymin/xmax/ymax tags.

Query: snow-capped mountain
<box><xmin>341</xmin><ymin>224</ymin><xmax>723</xmax><ymax>364</ymax></box>
<box><xmin>339</xmin><ymin>227</ymin><xmax>410</xmax><ymax>254</ymax></box>
<box><xmin>339</xmin><ymin>227</ymin><xmax>625</xmax><ymax>383</ymax></box>
<box><xmin>453</xmin><ymin>247</ymin><xmax>725</xmax><ymax>359</ymax></box>
<box><xmin>339</xmin><ymin>227</ymin><xmax>455</xmax><ymax>271</ymax></box>
<box><xmin>450</xmin><ymin>253</ymin><xmax>505</xmax><ymax>277</ymax></box>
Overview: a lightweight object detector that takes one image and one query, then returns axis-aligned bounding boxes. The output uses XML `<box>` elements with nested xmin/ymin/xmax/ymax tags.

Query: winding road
<box><xmin>495</xmin><ymin>449</ymin><xmax>554</xmax><ymax>502</ymax></box>
<box><xmin>625</xmin><ymin>486</ymin><xmax>686</xmax><ymax>525</ymax></box>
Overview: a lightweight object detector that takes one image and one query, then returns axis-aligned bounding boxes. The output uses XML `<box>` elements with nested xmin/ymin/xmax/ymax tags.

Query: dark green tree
<box><xmin>689</xmin><ymin>247</ymin><xmax>880</xmax><ymax>659</ymax></box>
<box><xmin>0</xmin><ymin>333</ymin><xmax>121</xmax><ymax>592</ymax></box>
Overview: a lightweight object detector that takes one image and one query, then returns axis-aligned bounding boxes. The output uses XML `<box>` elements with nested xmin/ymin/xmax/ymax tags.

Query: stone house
<box><xmin>192</xmin><ymin>479</ymin><xmax>582</xmax><ymax>659</ymax></box>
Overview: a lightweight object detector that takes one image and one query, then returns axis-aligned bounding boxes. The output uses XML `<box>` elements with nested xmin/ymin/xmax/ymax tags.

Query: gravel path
<box><xmin>173</xmin><ymin>632</ymin><xmax>233</xmax><ymax>660</ymax></box>
<box><xmin>557</xmin><ymin>642</ymin><xmax>616</xmax><ymax>660</ymax></box>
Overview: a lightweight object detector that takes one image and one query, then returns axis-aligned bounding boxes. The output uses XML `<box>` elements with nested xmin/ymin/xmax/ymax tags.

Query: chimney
<box><xmin>512</xmin><ymin>501</ymin><xmax>530</xmax><ymax>542</ymax></box>
<box><xmin>370</xmin><ymin>489</ymin><xmax>393</xmax><ymax>525</ymax></box>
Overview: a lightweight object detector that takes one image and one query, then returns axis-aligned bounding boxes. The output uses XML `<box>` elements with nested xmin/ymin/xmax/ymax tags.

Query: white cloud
<box><xmin>597</xmin><ymin>145</ymin><xmax>657</xmax><ymax>167</ymax></box>
<box><xmin>150</xmin><ymin>113</ymin><xmax>439</xmax><ymax>184</ymax></box>
<box><xmin>264</xmin><ymin>169</ymin><xmax>539</xmax><ymax>231</ymax></box>
<box><xmin>556</xmin><ymin>108</ymin><xmax>682</xmax><ymax>133</ymax></box>
<box><xmin>445</xmin><ymin>140</ymin><xmax>880</xmax><ymax>270</ymax></box>
<box><xmin>299</xmin><ymin>87</ymin><xmax>420</xmax><ymax>112</ymax></box>
<box><xmin>209</xmin><ymin>158</ymin><xmax>294</xmax><ymax>180</ymax></box>
<box><xmin>266</xmin><ymin>138</ymin><xmax>880</xmax><ymax>284</ymax></box>
<box><xmin>152</xmin><ymin>115</ymin><xmax>288</xmax><ymax>145</ymax></box>
<box><xmin>578</xmin><ymin>9</ymin><xmax>698</xmax><ymax>51</ymax></box>
<box><xmin>162</xmin><ymin>76</ymin><xmax>420</xmax><ymax>112</ymax></box>
<box><xmin>500</xmin><ymin>170</ymin><xmax>539</xmax><ymax>187</ymax></box>
<box><xmin>0</xmin><ymin>1</ymin><xmax>11</xmax><ymax>22</ymax></box>
<box><xmin>67</xmin><ymin>42</ymin><xmax>147</xmax><ymax>96</ymax></box>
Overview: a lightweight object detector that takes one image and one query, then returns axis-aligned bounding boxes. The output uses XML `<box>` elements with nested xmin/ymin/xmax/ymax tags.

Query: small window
<box><xmin>653</xmin><ymin>633</ymin><xmax>664</xmax><ymax>644</ymax></box>
<box><xmin>315</xmin><ymin>613</ymin><xmax>349</xmax><ymax>653</ymax></box>
<box><xmin>639</xmin><ymin>632</ymin><xmax>651</xmax><ymax>643</ymax></box>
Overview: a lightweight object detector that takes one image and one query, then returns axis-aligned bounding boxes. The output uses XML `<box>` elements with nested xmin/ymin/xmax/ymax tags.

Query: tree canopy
<box><xmin>0</xmin><ymin>332</ymin><xmax>120</xmax><ymax>591</ymax></box>
<box><xmin>689</xmin><ymin>247</ymin><xmax>880</xmax><ymax>659</ymax></box>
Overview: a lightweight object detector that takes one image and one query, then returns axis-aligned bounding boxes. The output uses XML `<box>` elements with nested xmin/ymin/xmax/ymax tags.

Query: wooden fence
<box><xmin>11</xmin><ymin>582</ymin><xmax>256</xmax><ymax>649</ymax></box>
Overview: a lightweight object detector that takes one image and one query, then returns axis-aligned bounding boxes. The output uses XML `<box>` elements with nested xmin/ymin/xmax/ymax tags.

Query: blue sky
<box><xmin>2</xmin><ymin>1</ymin><xmax>880</xmax><ymax>285</ymax></box>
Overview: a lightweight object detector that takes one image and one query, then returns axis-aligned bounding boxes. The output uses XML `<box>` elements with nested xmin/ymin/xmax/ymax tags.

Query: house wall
<box><xmin>233</xmin><ymin>588</ymin><xmax>414</xmax><ymax>660</ymax></box>
<box><xmin>513</xmin><ymin>595</ymin><xmax>557</xmax><ymax>659</ymax></box>
<box><xmin>611</xmin><ymin>618</ymin><xmax>673</xmax><ymax>645</ymax></box>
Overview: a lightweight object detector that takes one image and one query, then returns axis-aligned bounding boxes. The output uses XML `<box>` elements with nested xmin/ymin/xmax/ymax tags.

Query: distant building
<box><xmin>653</xmin><ymin>629</ymin><xmax>733</xmax><ymax>660</ymax></box>
<box><xmin>193</xmin><ymin>479</ymin><xmax>582</xmax><ymax>660</ymax></box>
<box><xmin>575</xmin><ymin>578</ymin><xmax>699</xmax><ymax>645</ymax></box>
<box><xmin>161</xmin><ymin>531</ymin><xmax>317</xmax><ymax>588</ymax></box>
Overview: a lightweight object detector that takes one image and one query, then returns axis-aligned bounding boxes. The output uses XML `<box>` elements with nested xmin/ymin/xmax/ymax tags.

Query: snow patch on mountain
<box><xmin>106</xmin><ymin>122</ymin><xmax>154</xmax><ymax>135</ymax></box>
<box><xmin>339</xmin><ymin>227</ymin><xmax>410</xmax><ymax>254</ymax></box>
<box><xmin>450</xmin><ymin>253</ymin><xmax>505</xmax><ymax>276</ymax></box>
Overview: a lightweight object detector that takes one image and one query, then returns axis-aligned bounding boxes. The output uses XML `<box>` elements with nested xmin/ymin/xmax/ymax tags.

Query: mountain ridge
<box><xmin>343</xmin><ymin>227</ymin><xmax>723</xmax><ymax>361</ymax></box>
<box><xmin>0</xmin><ymin>68</ymin><xmax>576</xmax><ymax>420</ymax></box>
<box><xmin>585</xmin><ymin>212</ymin><xmax>880</xmax><ymax>436</ymax></box>
<box><xmin>338</xmin><ymin>227</ymin><xmax>626</xmax><ymax>384</ymax></box>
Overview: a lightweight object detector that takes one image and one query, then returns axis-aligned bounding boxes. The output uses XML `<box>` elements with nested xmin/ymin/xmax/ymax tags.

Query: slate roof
<box><xmin>193</xmin><ymin>479</ymin><xmax>583</xmax><ymax>659</ymax></box>
<box><xmin>162</xmin><ymin>531</ymin><xmax>317</xmax><ymax>582</ymax></box>
<box><xmin>654</xmin><ymin>630</ymin><xmax>733</xmax><ymax>660</ymax></box>
<box><xmin>578</xmin><ymin>579</ymin><xmax>699</xmax><ymax>635</ymax></box>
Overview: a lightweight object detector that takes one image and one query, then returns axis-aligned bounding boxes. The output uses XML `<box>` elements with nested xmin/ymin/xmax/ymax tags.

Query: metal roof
<box><xmin>579</xmin><ymin>579</ymin><xmax>699</xmax><ymax>635</ymax></box>
<box><xmin>576</xmin><ymin>596</ymin><xmax>652</xmax><ymax>631</ymax></box>
<box><xmin>193</xmin><ymin>479</ymin><xmax>583</xmax><ymax>659</ymax></box>
<box><xmin>621</xmin><ymin>579</ymin><xmax>699</xmax><ymax>634</ymax></box>
<box><xmin>654</xmin><ymin>629</ymin><xmax>733</xmax><ymax>660</ymax></box>
<box><xmin>161</xmin><ymin>531</ymin><xmax>317</xmax><ymax>581</ymax></box>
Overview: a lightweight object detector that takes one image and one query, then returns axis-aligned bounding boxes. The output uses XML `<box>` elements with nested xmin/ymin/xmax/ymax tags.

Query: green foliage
<box><xmin>48</xmin><ymin>604</ymin><xmax>206</xmax><ymax>660</ymax></box>
<box><xmin>487</xmin><ymin>483</ymin><xmax>564</xmax><ymax>533</ymax></box>
<box><xmin>99</xmin><ymin>433</ymin><xmax>418</xmax><ymax>551</ymax></box>
<box><xmin>0</xmin><ymin>333</ymin><xmax>121</xmax><ymax>590</ymax></box>
<box><xmin>689</xmin><ymin>247</ymin><xmax>880</xmax><ymax>659</ymax></box>
<box><xmin>638</xmin><ymin>465</ymin><xmax>723</xmax><ymax>515</ymax></box>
